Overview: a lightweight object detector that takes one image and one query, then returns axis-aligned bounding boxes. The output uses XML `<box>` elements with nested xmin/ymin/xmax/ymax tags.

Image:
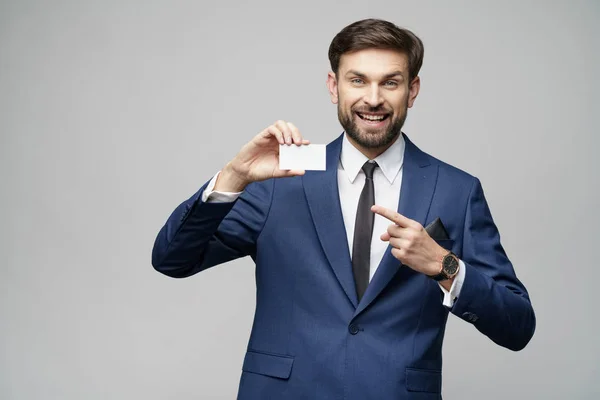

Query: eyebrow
<box><xmin>345</xmin><ymin>70</ymin><xmax>405</xmax><ymax>79</ymax></box>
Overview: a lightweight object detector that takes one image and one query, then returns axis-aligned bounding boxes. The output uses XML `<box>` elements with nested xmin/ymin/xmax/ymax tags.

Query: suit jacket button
<box><xmin>349</xmin><ymin>324</ymin><xmax>360</xmax><ymax>335</ymax></box>
<box><xmin>462</xmin><ymin>312</ymin><xmax>478</xmax><ymax>322</ymax></box>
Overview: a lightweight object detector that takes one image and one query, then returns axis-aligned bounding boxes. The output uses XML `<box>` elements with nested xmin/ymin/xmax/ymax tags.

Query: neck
<box><xmin>346</xmin><ymin>133</ymin><xmax>400</xmax><ymax>160</ymax></box>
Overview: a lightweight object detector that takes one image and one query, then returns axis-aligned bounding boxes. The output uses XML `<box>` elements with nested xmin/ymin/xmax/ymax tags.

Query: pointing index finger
<box><xmin>371</xmin><ymin>205</ymin><xmax>412</xmax><ymax>227</ymax></box>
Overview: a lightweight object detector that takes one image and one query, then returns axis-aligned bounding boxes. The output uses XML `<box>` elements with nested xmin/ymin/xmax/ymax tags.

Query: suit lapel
<box><xmin>354</xmin><ymin>134</ymin><xmax>439</xmax><ymax>317</ymax></box>
<box><xmin>303</xmin><ymin>134</ymin><xmax>358</xmax><ymax>308</ymax></box>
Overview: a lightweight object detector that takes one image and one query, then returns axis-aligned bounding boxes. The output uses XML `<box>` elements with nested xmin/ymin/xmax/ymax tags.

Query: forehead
<box><xmin>338</xmin><ymin>48</ymin><xmax>409</xmax><ymax>77</ymax></box>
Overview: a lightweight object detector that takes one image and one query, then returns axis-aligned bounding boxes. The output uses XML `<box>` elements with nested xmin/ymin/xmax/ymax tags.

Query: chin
<box><xmin>352</xmin><ymin>131</ymin><xmax>395</xmax><ymax>149</ymax></box>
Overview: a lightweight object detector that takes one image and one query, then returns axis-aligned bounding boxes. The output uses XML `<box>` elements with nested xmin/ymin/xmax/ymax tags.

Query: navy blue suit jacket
<box><xmin>152</xmin><ymin>133</ymin><xmax>535</xmax><ymax>399</ymax></box>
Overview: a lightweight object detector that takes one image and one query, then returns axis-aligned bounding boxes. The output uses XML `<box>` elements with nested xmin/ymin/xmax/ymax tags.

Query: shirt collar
<box><xmin>340</xmin><ymin>132</ymin><xmax>405</xmax><ymax>184</ymax></box>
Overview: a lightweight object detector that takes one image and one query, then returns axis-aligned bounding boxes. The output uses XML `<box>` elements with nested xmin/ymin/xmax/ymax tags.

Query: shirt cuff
<box><xmin>439</xmin><ymin>260</ymin><xmax>466</xmax><ymax>308</ymax></box>
<box><xmin>201</xmin><ymin>171</ymin><xmax>244</xmax><ymax>203</ymax></box>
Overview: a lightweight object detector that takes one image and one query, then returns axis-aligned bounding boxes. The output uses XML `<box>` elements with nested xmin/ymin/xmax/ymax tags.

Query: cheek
<box><xmin>339</xmin><ymin>98</ymin><xmax>357</xmax><ymax>114</ymax></box>
<box><xmin>390</xmin><ymin>93</ymin><xmax>409</xmax><ymax>111</ymax></box>
<box><xmin>340</xmin><ymin>88</ymin><xmax>364</xmax><ymax>108</ymax></box>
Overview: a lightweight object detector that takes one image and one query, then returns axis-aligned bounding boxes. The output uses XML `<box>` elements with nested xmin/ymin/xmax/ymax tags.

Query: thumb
<box><xmin>276</xmin><ymin>169</ymin><xmax>306</xmax><ymax>178</ymax></box>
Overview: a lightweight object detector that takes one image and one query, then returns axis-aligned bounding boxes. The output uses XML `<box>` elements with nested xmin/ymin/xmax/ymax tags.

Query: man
<box><xmin>152</xmin><ymin>19</ymin><xmax>535</xmax><ymax>399</ymax></box>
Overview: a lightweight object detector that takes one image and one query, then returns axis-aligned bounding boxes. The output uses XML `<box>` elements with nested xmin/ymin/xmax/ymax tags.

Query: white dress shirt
<box><xmin>202</xmin><ymin>133</ymin><xmax>465</xmax><ymax>307</ymax></box>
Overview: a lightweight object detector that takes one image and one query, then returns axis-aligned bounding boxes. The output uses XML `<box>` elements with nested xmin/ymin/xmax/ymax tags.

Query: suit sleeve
<box><xmin>151</xmin><ymin>178</ymin><xmax>273</xmax><ymax>278</ymax></box>
<box><xmin>450</xmin><ymin>178</ymin><xmax>536</xmax><ymax>351</ymax></box>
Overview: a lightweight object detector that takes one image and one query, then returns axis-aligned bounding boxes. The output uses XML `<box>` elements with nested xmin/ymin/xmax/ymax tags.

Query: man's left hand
<box><xmin>371</xmin><ymin>205</ymin><xmax>447</xmax><ymax>277</ymax></box>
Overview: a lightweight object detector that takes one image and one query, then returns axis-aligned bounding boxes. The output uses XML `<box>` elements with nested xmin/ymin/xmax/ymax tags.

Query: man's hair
<box><xmin>328</xmin><ymin>19</ymin><xmax>424</xmax><ymax>82</ymax></box>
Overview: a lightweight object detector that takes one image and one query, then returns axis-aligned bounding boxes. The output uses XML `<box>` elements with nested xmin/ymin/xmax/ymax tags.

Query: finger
<box><xmin>274</xmin><ymin>168</ymin><xmax>306</xmax><ymax>178</ymax></box>
<box><xmin>391</xmin><ymin>247</ymin><xmax>405</xmax><ymax>260</ymax></box>
<box><xmin>287</xmin><ymin>122</ymin><xmax>303</xmax><ymax>146</ymax></box>
<box><xmin>275</xmin><ymin>120</ymin><xmax>293</xmax><ymax>145</ymax></box>
<box><xmin>389</xmin><ymin>237</ymin><xmax>410</xmax><ymax>250</ymax></box>
<box><xmin>387</xmin><ymin>223</ymin><xmax>405</xmax><ymax>238</ymax></box>
<box><xmin>302</xmin><ymin>139</ymin><xmax>311</xmax><ymax>145</ymax></box>
<box><xmin>371</xmin><ymin>205</ymin><xmax>414</xmax><ymax>228</ymax></box>
<box><xmin>266</xmin><ymin>126</ymin><xmax>285</xmax><ymax>145</ymax></box>
<box><xmin>285</xmin><ymin>169</ymin><xmax>306</xmax><ymax>177</ymax></box>
<box><xmin>382</xmin><ymin>224</ymin><xmax>405</xmax><ymax>241</ymax></box>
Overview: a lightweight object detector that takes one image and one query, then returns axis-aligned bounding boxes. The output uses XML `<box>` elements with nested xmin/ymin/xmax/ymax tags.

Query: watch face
<box><xmin>443</xmin><ymin>255</ymin><xmax>459</xmax><ymax>275</ymax></box>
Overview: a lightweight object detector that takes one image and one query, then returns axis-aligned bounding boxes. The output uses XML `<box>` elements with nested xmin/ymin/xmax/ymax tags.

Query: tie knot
<box><xmin>362</xmin><ymin>161</ymin><xmax>378</xmax><ymax>179</ymax></box>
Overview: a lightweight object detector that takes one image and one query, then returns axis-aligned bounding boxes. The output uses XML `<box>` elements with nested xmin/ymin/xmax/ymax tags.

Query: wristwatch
<box><xmin>430</xmin><ymin>251</ymin><xmax>460</xmax><ymax>281</ymax></box>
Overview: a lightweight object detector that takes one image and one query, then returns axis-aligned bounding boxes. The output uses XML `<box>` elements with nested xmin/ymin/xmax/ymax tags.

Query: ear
<box><xmin>326</xmin><ymin>71</ymin><xmax>339</xmax><ymax>104</ymax></box>
<box><xmin>407</xmin><ymin>76</ymin><xmax>421</xmax><ymax>108</ymax></box>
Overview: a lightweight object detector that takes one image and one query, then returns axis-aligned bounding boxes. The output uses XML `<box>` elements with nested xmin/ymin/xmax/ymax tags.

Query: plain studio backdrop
<box><xmin>1</xmin><ymin>0</ymin><xmax>598</xmax><ymax>399</ymax></box>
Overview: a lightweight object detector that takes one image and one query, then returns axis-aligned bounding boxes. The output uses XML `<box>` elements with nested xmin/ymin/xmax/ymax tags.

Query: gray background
<box><xmin>1</xmin><ymin>0</ymin><xmax>598</xmax><ymax>399</ymax></box>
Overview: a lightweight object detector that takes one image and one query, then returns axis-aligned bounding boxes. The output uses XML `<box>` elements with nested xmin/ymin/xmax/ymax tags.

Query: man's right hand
<box><xmin>214</xmin><ymin>120</ymin><xmax>310</xmax><ymax>192</ymax></box>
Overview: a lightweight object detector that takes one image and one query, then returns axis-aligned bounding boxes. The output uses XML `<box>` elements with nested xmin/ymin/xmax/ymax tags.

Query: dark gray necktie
<box><xmin>352</xmin><ymin>161</ymin><xmax>378</xmax><ymax>301</ymax></box>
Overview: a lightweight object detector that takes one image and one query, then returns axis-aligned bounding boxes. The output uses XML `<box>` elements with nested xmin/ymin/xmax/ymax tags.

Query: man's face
<box><xmin>327</xmin><ymin>48</ymin><xmax>420</xmax><ymax>152</ymax></box>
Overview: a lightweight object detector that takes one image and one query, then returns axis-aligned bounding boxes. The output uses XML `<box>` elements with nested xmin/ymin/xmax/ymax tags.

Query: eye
<box><xmin>350</xmin><ymin>78</ymin><xmax>364</xmax><ymax>85</ymax></box>
<box><xmin>383</xmin><ymin>80</ymin><xmax>398</xmax><ymax>88</ymax></box>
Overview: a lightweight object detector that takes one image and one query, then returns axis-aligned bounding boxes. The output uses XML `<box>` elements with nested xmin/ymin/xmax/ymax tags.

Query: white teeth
<box><xmin>360</xmin><ymin>113</ymin><xmax>385</xmax><ymax>121</ymax></box>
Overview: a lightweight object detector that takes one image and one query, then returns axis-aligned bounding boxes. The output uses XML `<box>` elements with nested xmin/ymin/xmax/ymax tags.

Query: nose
<box><xmin>363</xmin><ymin>84</ymin><xmax>384</xmax><ymax>108</ymax></box>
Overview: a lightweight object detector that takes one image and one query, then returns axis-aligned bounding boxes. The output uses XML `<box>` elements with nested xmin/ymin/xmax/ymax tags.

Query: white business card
<box><xmin>279</xmin><ymin>144</ymin><xmax>326</xmax><ymax>171</ymax></box>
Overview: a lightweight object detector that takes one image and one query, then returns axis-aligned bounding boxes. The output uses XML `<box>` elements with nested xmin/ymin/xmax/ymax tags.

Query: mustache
<box><xmin>352</xmin><ymin>106</ymin><xmax>391</xmax><ymax>114</ymax></box>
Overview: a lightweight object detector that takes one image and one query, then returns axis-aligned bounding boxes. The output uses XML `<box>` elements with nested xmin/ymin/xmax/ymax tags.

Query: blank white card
<box><xmin>279</xmin><ymin>144</ymin><xmax>326</xmax><ymax>171</ymax></box>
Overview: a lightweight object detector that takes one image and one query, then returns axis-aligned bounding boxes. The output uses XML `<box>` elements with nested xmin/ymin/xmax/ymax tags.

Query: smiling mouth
<box><xmin>355</xmin><ymin>112</ymin><xmax>390</xmax><ymax>122</ymax></box>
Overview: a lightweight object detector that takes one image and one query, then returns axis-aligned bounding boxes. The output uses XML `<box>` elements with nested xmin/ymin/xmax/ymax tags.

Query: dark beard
<box><xmin>338</xmin><ymin>105</ymin><xmax>407</xmax><ymax>149</ymax></box>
